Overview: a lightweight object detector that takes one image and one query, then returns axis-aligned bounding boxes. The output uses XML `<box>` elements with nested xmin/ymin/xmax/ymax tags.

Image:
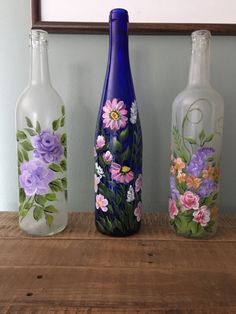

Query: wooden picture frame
<box><xmin>32</xmin><ymin>0</ymin><xmax>236</xmax><ymax>35</ymax></box>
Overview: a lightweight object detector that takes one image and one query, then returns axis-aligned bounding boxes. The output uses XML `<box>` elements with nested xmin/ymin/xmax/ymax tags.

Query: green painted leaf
<box><xmin>204</xmin><ymin>133</ymin><xmax>214</xmax><ymax>144</ymax></box>
<box><xmin>24</xmin><ymin>202</ymin><xmax>33</xmax><ymax>210</ymax></box>
<box><xmin>60</xmin><ymin>160</ymin><xmax>67</xmax><ymax>171</ymax></box>
<box><xmin>19</xmin><ymin>206</ymin><xmax>28</xmax><ymax>218</ymax></box>
<box><xmin>21</xmin><ymin>140</ymin><xmax>34</xmax><ymax>151</ymax></box>
<box><xmin>60</xmin><ymin>116</ymin><xmax>65</xmax><ymax>127</ymax></box>
<box><xmin>61</xmin><ymin>177</ymin><xmax>67</xmax><ymax>189</ymax></box>
<box><xmin>96</xmin><ymin>220</ymin><xmax>106</xmax><ymax>233</ymax></box>
<box><xmin>19</xmin><ymin>188</ymin><xmax>26</xmax><ymax>204</ymax></box>
<box><xmin>120</xmin><ymin>146</ymin><xmax>131</xmax><ymax>163</ymax></box>
<box><xmin>112</xmin><ymin>138</ymin><xmax>122</xmax><ymax>152</ymax></box>
<box><xmin>24</xmin><ymin>128</ymin><xmax>37</xmax><ymax>136</ymax></box>
<box><xmin>49</xmin><ymin>179</ymin><xmax>63</xmax><ymax>192</ymax></box>
<box><xmin>52</xmin><ymin>118</ymin><xmax>60</xmax><ymax>131</ymax></box>
<box><xmin>49</xmin><ymin>163</ymin><xmax>63</xmax><ymax>173</ymax></box>
<box><xmin>36</xmin><ymin>121</ymin><xmax>41</xmax><ymax>134</ymax></box>
<box><xmin>61</xmin><ymin>105</ymin><xmax>65</xmax><ymax>116</ymax></box>
<box><xmin>44</xmin><ymin>205</ymin><xmax>58</xmax><ymax>213</ymax></box>
<box><xmin>45</xmin><ymin>193</ymin><xmax>57</xmax><ymax>201</ymax></box>
<box><xmin>119</xmin><ymin>127</ymin><xmax>129</xmax><ymax>142</ymax></box>
<box><xmin>25</xmin><ymin>117</ymin><xmax>34</xmax><ymax>128</ymax></box>
<box><xmin>22</xmin><ymin>149</ymin><xmax>29</xmax><ymax>161</ymax></box>
<box><xmin>64</xmin><ymin>147</ymin><xmax>67</xmax><ymax>158</ymax></box>
<box><xmin>61</xmin><ymin>133</ymin><xmax>67</xmax><ymax>146</ymax></box>
<box><xmin>18</xmin><ymin>149</ymin><xmax>23</xmax><ymax>163</ymax></box>
<box><xmin>16</xmin><ymin>130</ymin><xmax>27</xmax><ymax>141</ymax></box>
<box><xmin>33</xmin><ymin>206</ymin><xmax>43</xmax><ymax>221</ymax></box>
<box><xmin>185</xmin><ymin>137</ymin><xmax>197</xmax><ymax>145</ymax></box>
<box><xmin>207</xmin><ymin>157</ymin><xmax>214</xmax><ymax>162</ymax></box>
<box><xmin>189</xmin><ymin>221</ymin><xmax>199</xmax><ymax>234</ymax></box>
<box><xmin>35</xmin><ymin>195</ymin><xmax>47</xmax><ymax>206</ymax></box>
<box><xmin>45</xmin><ymin>213</ymin><xmax>54</xmax><ymax>227</ymax></box>
<box><xmin>199</xmin><ymin>129</ymin><xmax>206</xmax><ymax>142</ymax></box>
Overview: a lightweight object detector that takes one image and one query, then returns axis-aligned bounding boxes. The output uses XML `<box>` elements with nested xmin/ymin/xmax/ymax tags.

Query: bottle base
<box><xmin>95</xmin><ymin>221</ymin><xmax>141</xmax><ymax>237</ymax></box>
<box><xmin>20</xmin><ymin>223</ymin><xmax>67</xmax><ymax>237</ymax></box>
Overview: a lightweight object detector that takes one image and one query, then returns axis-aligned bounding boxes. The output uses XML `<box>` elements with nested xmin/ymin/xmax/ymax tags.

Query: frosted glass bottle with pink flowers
<box><xmin>94</xmin><ymin>9</ymin><xmax>142</xmax><ymax>236</ymax></box>
<box><xmin>169</xmin><ymin>30</ymin><xmax>224</xmax><ymax>238</ymax></box>
<box><xmin>16</xmin><ymin>30</ymin><xmax>68</xmax><ymax>236</ymax></box>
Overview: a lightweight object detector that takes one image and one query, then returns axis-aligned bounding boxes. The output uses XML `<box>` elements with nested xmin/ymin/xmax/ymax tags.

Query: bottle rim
<box><xmin>192</xmin><ymin>30</ymin><xmax>211</xmax><ymax>40</ymax></box>
<box><xmin>30</xmin><ymin>29</ymin><xmax>48</xmax><ymax>45</ymax></box>
<box><xmin>109</xmin><ymin>8</ymin><xmax>129</xmax><ymax>22</ymax></box>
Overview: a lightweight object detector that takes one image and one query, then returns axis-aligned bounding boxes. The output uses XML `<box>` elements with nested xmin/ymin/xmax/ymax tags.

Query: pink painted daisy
<box><xmin>110</xmin><ymin>162</ymin><xmax>134</xmax><ymax>184</ymax></box>
<box><xmin>96</xmin><ymin>194</ymin><xmax>108</xmax><ymax>212</ymax></box>
<box><xmin>134</xmin><ymin>201</ymin><xmax>142</xmax><ymax>222</ymax></box>
<box><xmin>102</xmin><ymin>98</ymin><xmax>128</xmax><ymax>131</ymax></box>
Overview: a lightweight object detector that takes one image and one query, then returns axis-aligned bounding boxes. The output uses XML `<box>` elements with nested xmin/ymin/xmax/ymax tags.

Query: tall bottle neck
<box><xmin>187</xmin><ymin>31</ymin><xmax>211</xmax><ymax>88</ymax></box>
<box><xmin>29</xmin><ymin>30</ymin><xmax>51</xmax><ymax>86</ymax></box>
<box><xmin>108</xmin><ymin>10</ymin><xmax>130</xmax><ymax>70</ymax></box>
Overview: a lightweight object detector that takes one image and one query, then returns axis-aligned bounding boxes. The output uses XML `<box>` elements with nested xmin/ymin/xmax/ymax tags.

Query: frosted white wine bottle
<box><xmin>169</xmin><ymin>30</ymin><xmax>224</xmax><ymax>238</ymax></box>
<box><xmin>16</xmin><ymin>30</ymin><xmax>68</xmax><ymax>236</ymax></box>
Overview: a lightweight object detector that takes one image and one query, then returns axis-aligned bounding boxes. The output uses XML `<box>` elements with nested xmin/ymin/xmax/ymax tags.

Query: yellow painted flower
<box><xmin>186</xmin><ymin>175</ymin><xmax>202</xmax><ymax>190</ymax></box>
<box><xmin>202</xmin><ymin>166</ymin><xmax>220</xmax><ymax>181</ymax></box>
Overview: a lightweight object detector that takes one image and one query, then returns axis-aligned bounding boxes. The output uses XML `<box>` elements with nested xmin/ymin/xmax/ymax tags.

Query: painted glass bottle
<box><xmin>16</xmin><ymin>30</ymin><xmax>68</xmax><ymax>236</ymax></box>
<box><xmin>94</xmin><ymin>9</ymin><xmax>142</xmax><ymax>236</ymax></box>
<box><xmin>169</xmin><ymin>30</ymin><xmax>224</xmax><ymax>238</ymax></box>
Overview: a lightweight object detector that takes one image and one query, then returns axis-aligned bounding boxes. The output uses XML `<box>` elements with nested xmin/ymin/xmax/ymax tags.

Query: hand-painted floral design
<box><xmin>169</xmin><ymin>104</ymin><xmax>221</xmax><ymax>238</ymax></box>
<box><xmin>169</xmin><ymin>199</ymin><xmax>179</xmax><ymax>219</ymax></box>
<box><xmin>19</xmin><ymin>159</ymin><xmax>54</xmax><ymax>196</ymax></box>
<box><xmin>16</xmin><ymin>106</ymin><xmax>67</xmax><ymax>228</ymax></box>
<box><xmin>102</xmin><ymin>151</ymin><xmax>113</xmax><ymax>164</ymax></box>
<box><xmin>33</xmin><ymin>129</ymin><xmax>64</xmax><ymax>163</ymax></box>
<box><xmin>126</xmin><ymin>185</ymin><xmax>135</xmax><ymax>202</ymax></box>
<box><xmin>130</xmin><ymin>101</ymin><xmax>137</xmax><ymax>124</ymax></box>
<box><xmin>96</xmin><ymin>194</ymin><xmax>108</xmax><ymax>212</ymax></box>
<box><xmin>95</xmin><ymin>97</ymin><xmax>142</xmax><ymax>236</ymax></box>
<box><xmin>134</xmin><ymin>202</ymin><xmax>142</xmax><ymax>222</ymax></box>
<box><xmin>102</xmin><ymin>98</ymin><xmax>128</xmax><ymax>131</ymax></box>
<box><xmin>110</xmin><ymin>162</ymin><xmax>134</xmax><ymax>184</ymax></box>
<box><xmin>94</xmin><ymin>174</ymin><xmax>100</xmax><ymax>193</ymax></box>
<box><xmin>180</xmin><ymin>191</ymin><xmax>199</xmax><ymax>210</ymax></box>
<box><xmin>193</xmin><ymin>206</ymin><xmax>211</xmax><ymax>227</ymax></box>
<box><xmin>135</xmin><ymin>174</ymin><xmax>142</xmax><ymax>192</ymax></box>
<box><xmin>96</xmin><ymin>135</ymin><xmax>106</xmax><ymax>149</ymax></box>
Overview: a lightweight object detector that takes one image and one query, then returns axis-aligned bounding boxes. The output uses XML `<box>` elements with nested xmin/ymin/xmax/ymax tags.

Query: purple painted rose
<box><xmin>187</xmin><ymin>147</ymin><xmax>215</xmax><ymax>177</ymax></box>
<box><xmin>19</xmin><ymin>159</ymin><xmax>54</xmax><ymax>196</ymax></box>
<box><xmin>33</xmin><ymin>129</ymin><xmax>64</xmax><ymax>163</ymax></box>
<box><xmin>197</xmin><ymin>179</ymin><xmax>217</xmax><ymax>198</ymax></box>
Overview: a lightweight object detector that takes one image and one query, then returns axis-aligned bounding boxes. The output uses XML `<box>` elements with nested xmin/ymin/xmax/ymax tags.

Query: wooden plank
<box><xmin>0</xmin><ymin>267</ymin><xmax>235</xmax><ymax>311</ymax></box>
<box><xmin>0</xmin><ymin>238</ymin><xmax>235</xmax><ymax>271</ymax></box>
<box><xmin>0</xmin><ymin>212</ymin><xmax>236</xmax><ymax>241</ymax></box>
<box><xmin>0</xmin><ymin>304</ymin><xmax>235</xmax><ymax>314</ymax></box>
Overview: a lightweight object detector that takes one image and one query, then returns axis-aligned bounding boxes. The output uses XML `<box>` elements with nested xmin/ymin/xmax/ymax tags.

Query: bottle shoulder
<box><xmin>172</xmin><ymin>85</ymin><xmax>224</xmax><ymax>109</ymax></box>
<box><xmin>16</xmin><ymin>84</ymin><xmax>64</xmax><ymax>111</ymax></box>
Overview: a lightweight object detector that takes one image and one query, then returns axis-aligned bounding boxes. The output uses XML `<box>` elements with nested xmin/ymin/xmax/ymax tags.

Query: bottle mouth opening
<box><xmin>192</xmin><ymin>30</ymin><xmax>211</xmax><ymax>40</ymax></box>
<box><xmin>109</xmin><ymin>8</ymin><xmax>129</xmax><ymax>22</ymax></box>
<box><xmin>30</xmin><ymin>29</ymin><xmax>48</xmax><ymax>46</ymax></box>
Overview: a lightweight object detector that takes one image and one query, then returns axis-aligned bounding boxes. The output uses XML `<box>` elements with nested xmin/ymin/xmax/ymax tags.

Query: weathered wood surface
<box><xmin>0</xmin><ymin>212</ymin><xmax>235</xmax><ymax>314</ymax></box>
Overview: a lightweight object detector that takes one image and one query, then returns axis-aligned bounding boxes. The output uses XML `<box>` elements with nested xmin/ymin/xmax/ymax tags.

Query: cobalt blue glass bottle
<box><xmin>94</xmin><ymin>8</ymin><xmax>142</xmax><ymax>236</ymax></box>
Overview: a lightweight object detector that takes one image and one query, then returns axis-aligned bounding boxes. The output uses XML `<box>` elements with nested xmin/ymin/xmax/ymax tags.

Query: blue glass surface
<box><xmin>94</xmin><ymin>9</ymin><xmax>142</xmax><ymax>236</ymax></box>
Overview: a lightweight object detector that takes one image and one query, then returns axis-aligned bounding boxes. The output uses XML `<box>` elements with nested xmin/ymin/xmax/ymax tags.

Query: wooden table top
<box><xmin>0</xmin><ymin>212</ymin><xmax>236</xmax><ymax>314</ymax></box>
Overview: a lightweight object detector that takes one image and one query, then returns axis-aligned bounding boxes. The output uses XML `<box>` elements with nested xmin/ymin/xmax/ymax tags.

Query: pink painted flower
<box><xmin>180</xmin><ymin>191</ymin><xmax>199</xmax><ymax>210</ymax></box>
<box><xmin>134</xmin><ymin>201</ymin><xmax>142</xmax><ymax>222</ymax></box>
<box><xmin>135</xmin><ymin>174</ymin><xmax>142</xmax><ymax>192</ymax></box>
<box><xmin>96</xmin><ymin>194</ymin><xmax>108</xmax><ymax>212</ymax></box>
<box><xmin>102</xmin><ymin>98</ymin><xmax>128</xmax><ymax>131</ymax></box>
<box><xmin>103</xmin><ymin>151</ymin><xmax>113</xmax><ymax>164</ymax></box>
<box><xmin>168</xmin><ymin>199</ymin><xmax>179</xmax><ymax>219</ymax></box>
<box><xmin>94</xmin><ymin>174</ymin><xmax>100</xmax><ymax>193</ymax></box>
<box><xmin>110</xmin><ymin>162</ymin><xmax>134</xmax><ymax>184</ymax></box>
<box><xmin>94</xmin><ymin>147</ymin><xmax>97</xmax><ymax>157</ymax></box>
<box><xmin>193</xmin><ymin>206</ymin><xmax>211</xmax><ymax>227</ymax></box>
<box><xmin>96</xmin><ymin>135</ymin><xmax>105</xmax><ymax>149</ymax></box>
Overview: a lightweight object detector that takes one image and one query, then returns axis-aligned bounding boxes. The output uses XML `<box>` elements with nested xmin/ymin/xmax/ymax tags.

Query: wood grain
<box><xmin>0</xmin><ymin>212</ymin><xmax>235</xmax><ymax>313</ymax></box>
